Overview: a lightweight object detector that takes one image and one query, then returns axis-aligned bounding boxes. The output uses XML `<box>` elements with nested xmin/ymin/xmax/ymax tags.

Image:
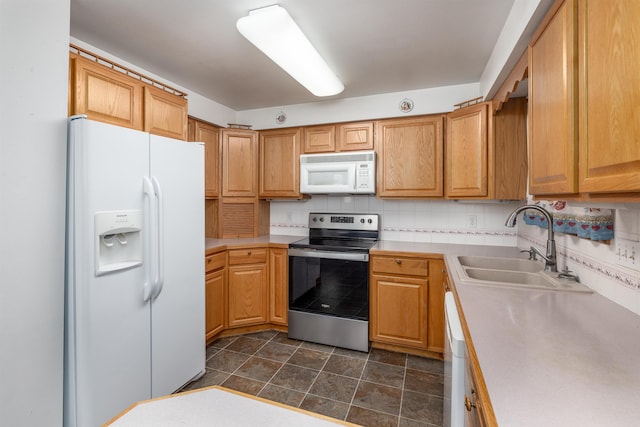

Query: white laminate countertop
<box><xmin>205</xmin><ymin>235</ymin><xmax>303</xmax><ymax>251</ymax></box>
<box><xmin>444</xmin><ymin>253</ymin><xmax>640</xmax><ymax>427</ymax></box>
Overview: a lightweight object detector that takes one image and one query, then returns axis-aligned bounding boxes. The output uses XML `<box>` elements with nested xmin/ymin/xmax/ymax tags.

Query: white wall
<box><xmin>270</xmin><ymin>196</ymin><xmax>521</xmax><ymax>247</ymax></box>
<box><xmin>516</xmin><ymin>203</ymin><xmax>640</xmax><ymax>316</ymax></box>
<box><xmin>237</xmin><ymin>83</ymin><xmax>479</xmax><ymax>130</ymax></box>
<box><xmin>0</xmin><ymin>0</ymin><xmax>70</xmax><ymax>425</ymax></box>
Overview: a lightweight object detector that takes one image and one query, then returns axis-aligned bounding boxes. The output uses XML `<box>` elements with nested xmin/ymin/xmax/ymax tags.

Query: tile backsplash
<box><xmin>270</xmin><ymin>196</ymin><xmax>640</xmax><ymax>316</ymax></box>
<box><xmin>270</xmin><ymin>195</ymin><xmax>521</xmax><ymax>246</ymax></box>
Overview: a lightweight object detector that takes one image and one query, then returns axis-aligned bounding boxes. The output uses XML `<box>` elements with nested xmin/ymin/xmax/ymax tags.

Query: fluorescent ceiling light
<box><xmin>236</xmin><ymin>5</ymin><xmax>344</xmax><ymax>97</ymax></box>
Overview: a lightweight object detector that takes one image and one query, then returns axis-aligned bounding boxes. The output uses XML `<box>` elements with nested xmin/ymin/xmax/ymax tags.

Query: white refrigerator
<box><xmin>64</xmin><ymin>117</ymin><xmax>205</xmax><ymax>427</ymax></box>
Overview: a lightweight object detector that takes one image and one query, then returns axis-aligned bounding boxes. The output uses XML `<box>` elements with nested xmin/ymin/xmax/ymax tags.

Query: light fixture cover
<box><xmin>236</xmin><ymin>5</ymin><xmax>344</xmax><ymax>97</ymax></box>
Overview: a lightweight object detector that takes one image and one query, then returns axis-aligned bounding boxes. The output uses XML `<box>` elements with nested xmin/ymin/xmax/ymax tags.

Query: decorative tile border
<box><xmin>383</xmin><ymin>227</ymin><xmax>517</xmax><ymax>237</ymax></box>
<box><xmin>520</xmin><ymin>234</ymin><xmax>640</xmax><ymax>291</ymax></box>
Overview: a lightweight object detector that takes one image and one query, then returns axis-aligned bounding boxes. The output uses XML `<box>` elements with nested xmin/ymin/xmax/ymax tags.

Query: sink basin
<box><xmin>457</xmin><ymin>256</ymin><xmax>543</xmax><ymax>273</ymax></box>
<box><xmin>452</xmin><ymin>256</ymin><xmax>592</xmax><ymax>293</ymax></box>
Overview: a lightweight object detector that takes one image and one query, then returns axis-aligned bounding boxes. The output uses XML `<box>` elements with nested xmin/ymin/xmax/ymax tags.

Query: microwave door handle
<box><xmin>288</xmin><ymin>248</ymin><xmax>369</xmax><ymax>262</ymax></box>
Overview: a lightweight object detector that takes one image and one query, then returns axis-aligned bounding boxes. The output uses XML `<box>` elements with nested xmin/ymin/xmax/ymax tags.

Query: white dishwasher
<box><xmin>444</xmin><ymin>291</ymin><xmax>466</xmax><ymax>427</ymax></box>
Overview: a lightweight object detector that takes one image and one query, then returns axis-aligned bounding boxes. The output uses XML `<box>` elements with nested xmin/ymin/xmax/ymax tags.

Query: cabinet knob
<box><xmin>248</xmin><ymin>251</ymin><xmax>252</xmax><ymax>255</ymax></box>
<box><xmin>464</xmin><ymin>395</ymin><xmax>476</xmax><ymax>412</ymax></box>
<box><xmin>395</xmin><ymin>259</ymin><xmax>402</xmax><ymax>265</ymax></box>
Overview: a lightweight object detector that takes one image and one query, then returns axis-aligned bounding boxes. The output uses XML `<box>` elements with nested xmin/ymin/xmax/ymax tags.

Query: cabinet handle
<box><xmin>464</xmin><ymin>395</ymin><xmax>476</xmax><ymax>412</ymax></box>
<box><xmin>395</xmin><ymin>259</ymin><xmax>402</xmax><ymax>265</ymax></box>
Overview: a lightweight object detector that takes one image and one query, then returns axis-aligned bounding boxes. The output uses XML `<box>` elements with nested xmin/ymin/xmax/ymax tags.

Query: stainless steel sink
<box><xmin>452</xmin><ymin>256</ymin><xmax>592</xmax><ymax>293</ymax></box>
<box><xmin>457</xmin><ymin>256</ymin><xmax>543</xmax><ymax>273</ymax></box>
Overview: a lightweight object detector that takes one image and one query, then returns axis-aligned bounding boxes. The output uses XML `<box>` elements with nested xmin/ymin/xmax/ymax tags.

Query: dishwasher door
<box><xmin>444</xmin><ymin>291</ymin><xmax>466</xmax><ymax>427</ymax></box>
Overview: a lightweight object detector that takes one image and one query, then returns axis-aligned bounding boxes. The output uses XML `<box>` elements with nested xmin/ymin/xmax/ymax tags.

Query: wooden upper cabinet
<box><xmin>189</xmin><ymin>118</ymin><xmax>221</xmax><ymax>198</ymax></box>
<box><xmin>446</xmin><ymin>99</ymin><xmax>527</xmax><ymax>200</ymax></box>
<box><xmin>528</xmin><ymin>0</ymin><xmax>578</xmax><ymax>195</ymax></box>
<box><xmin>337</xmin><ymin>121</ymin><xmax>374</xmax><ymax>151</ymax></box>
<box><xmin>259</xmin><ymin>128</ymin><xmax>302</xmax><ymax>198</ymax></box>
<box><xmin>446</xmin><ymin>103</ymin><xmax>489</xmax><ymax>198</ymax></box>
<box><xmin>578</xmin><ymin>0</ymin><xmax>640</xmax><ymax>194</ymax></box>
<box><xmin>222</xmin><ymin>129</ymin><xmax>258</xmax><ymax>197</ymax></box>
<box><xmin>70</xmin><ymin>54</ymin><xmax>143</xmax><ymax>130</ymax></box>
<box><xmin>302</xmin><ymin>121</ymin><xmax>374</xmax><ymax>153</ymax></box>
<box><xmin>143</xmin><ymin>86</ymin><xmax>188</xmax><ymax>140</ymax></box>
<box><xmin>303</xmin><ymin>125</ymin><xmax>336</xmax><ymax>153</ymax></box>
<box><xmin>375</xmin><ymin>115</ymin><xmax>444</xmax><ymax>197</ymax></box>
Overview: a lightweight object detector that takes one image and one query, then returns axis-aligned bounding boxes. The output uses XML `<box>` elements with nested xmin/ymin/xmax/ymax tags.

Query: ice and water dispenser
<box><xmin>95</xmin><ymin>210</ymin><xmax>142</xmax><ymax>276</ymax></box>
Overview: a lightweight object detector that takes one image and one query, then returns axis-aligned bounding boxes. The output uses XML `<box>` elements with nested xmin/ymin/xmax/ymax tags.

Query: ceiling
<box><xmin>70</xmin><ymin>0</ymin><xmax>516</xmax><ymax>111</ymax></box>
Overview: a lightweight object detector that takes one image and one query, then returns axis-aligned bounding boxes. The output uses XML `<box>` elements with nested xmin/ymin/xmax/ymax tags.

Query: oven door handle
<box><xmin>288</xmin><ymin>248</ymin><xmax>369</xmax><ymax>262</ymax></box>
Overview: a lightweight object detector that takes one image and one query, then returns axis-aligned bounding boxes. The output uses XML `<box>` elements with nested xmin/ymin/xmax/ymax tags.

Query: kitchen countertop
<box><xmin>444</xmin><ymin>253</ymin><xmax>640</xmax><ymax>427</ymax></box>
<box><xmin>205</xmin><ymin>235</ymin><xmax>303</xmax><ymax>252</ymax></box>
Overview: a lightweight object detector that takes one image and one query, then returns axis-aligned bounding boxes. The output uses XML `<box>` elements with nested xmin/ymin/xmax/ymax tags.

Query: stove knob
<box><xmin>312</xmin><ymin>217</ymin><xmax>317</xmax><ymax>222</ymax></box>
<box><xmin>367</xmin><ymin>219</ymin><xmax>373</xmax><ymax>224</ymax></box>
<box><xmin>319</xmin><ymin>217</ymin><xmax>324</xmax><ymax>222</ymax></box>
<box><xmin>360</xmin><ymin>218</ymin><xmax>365</xmax><ymax>223</ymax></box>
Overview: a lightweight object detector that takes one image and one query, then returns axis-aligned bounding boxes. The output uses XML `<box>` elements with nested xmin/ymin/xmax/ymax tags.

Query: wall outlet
<box><xmin>615</xmin><ymin>238</ymin><xmax>640</xmax><ymax>271</ymax></box>
<box><xmin>466</xmin><ymin>214</ymin><xmax>478</xmax><ymax>228</ymax></box>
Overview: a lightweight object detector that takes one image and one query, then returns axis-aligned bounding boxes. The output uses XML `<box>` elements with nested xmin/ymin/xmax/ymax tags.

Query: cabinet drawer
<box><xmin>371</xmin><ymin>256</ymin><xmax>428</xmax><ymax>277</ymax></box>
<box><xmin>205</xmin><ymin>251</ymin><xmax>226</xmax><ymax>272</ymax></box>
<box><xmin>228</xmin><ymin>248</ymin><xmax>267</xmax><ymax>265</ymax></box>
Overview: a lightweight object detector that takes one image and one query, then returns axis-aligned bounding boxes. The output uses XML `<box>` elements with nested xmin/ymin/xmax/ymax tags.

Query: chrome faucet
<box><xmin>505</xmin><ymin>205</ymin><xmax>557</xmax><ymax>272</ymax></box>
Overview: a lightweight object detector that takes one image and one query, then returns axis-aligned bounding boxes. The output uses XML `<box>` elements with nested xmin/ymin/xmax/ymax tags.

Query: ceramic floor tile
<box><xmin>323</xmin><ymin>354</ymin><xmax>366</xmax><ymax>379</ymax></box>
<box><xmin>308</xmin><ymin>372</ymin><xmax>358</xmax><ymax>403</ymax></box>
<box><xmin>299</xmin><ymin>395</ymin><xmax>350</xmax><ymax>421</ymax></box>
<box><xmin>270</xmin><ymin>364</ymin><xmax>319</xmax><ymax>393</ymax></box>
<box><xmin>368</xmin><ymin>348</ymin><xmax>407</xmax><ymax>367</ymax></box>
<box><xmin>225</xmin><ymin>336</ymin><xmax>267</xmax><ymax>355</ymax></box>
<box><xmin>206</xmin><ymin>350</ymin><xmax>249</xmax><ymax>373</ymax></box>
<box><xmin>180</xmin><ymin>368</ymin><xmax>229</xmax><ymax>391</ymax></box>
<box><xmin>399</xmin><ymin>417</ymin><xmax>440</xmax><ymax>427</ymax></box>
<box><xmin>235</xmin><ymin>356</ymin><xmax>282</xmax><ymax>383</ymax></box>
<box><xmin>254</xmin><ymin>342</ymin><xmax>297</xmax><ymax>362</ymax></box>
<box><xmin>270</xmin><ymin>332</ymin><xmax>303</xmax><ymax>347</ymax></box>
<box><xmin>300</xmin><ymin>341</ymin><xmax>335</xmax><ymax>353</ymax></box>
<box><xmin>352</xmin><ymin>380</ymin><xmax>402</xmax><ymax>416</ymax></box>
<box><xmin>404</xmin><ymin>369</ymin><xmax>444</xmax><ymax>397</ymax></box>
<box><xmin>244</xmin><ymin>330</ymin><xmax>279</xmax><ymax>341</ymax></box>
<box><xmin>205</xmin><ymin>345</ymin><xmax>220</xmax><ymax>360</ymax></box>
<box><xmin>346</xmin><ymin>405</ymin><xmax>398</xmax><ymax>427</ymax></box>
<box><xmin>333</xmin><ymin>346</ymin><xmax>370</xmax><ymax>360</ymax></box>
<box><xmin>407</xmin><ymin>354</ymin><xmax>444</xmax><ymax>375</ymax></box>
<box><xmin>401</xmin><ymin>390</ymin><xmax>444</xmax><ymax>426</ymax></box>
<box><xmin>257</xmin><ymin>384</ymin><xmax>305</xmax><ymax>408</ymax></box>
<box><xmin>209</xmin><ymin>335</ymin><xmax>237</xmax><ymax>349</ymax></box>
<box><xmin>220</xmin><ymin>375</ymin><xmax>265</xmax><ymax>396</ymax></box>
<box><xmin>362</xmin><ymin>360</ymin><xmax>405</xmax><ymax>388</ymax></box>
<box><xmin>287</xmin><ymin>348</ymin><xmax>331</xmax><ymax>370</ymax></box>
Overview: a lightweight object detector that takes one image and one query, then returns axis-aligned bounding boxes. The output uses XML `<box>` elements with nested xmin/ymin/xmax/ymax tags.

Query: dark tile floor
<box><xmin>182</xmin><ymin>330</ymin><xmax>444</xmax><ymax>427</ymax></box>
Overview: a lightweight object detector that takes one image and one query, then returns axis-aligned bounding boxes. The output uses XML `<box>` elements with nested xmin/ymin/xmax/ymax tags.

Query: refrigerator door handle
<box><xmin>142</xmin><ymin>176</ymin><xmax>155</xmax><ymax>302</ymax></box>
<box><xmin>151</xmin><ymin>176</ymin><xmax>165</xmax><ymax>301</ymax></box>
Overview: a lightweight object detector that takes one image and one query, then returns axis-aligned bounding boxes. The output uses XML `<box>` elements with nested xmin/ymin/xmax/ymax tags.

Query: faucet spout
<box><xmin>505</xmin><ymin>204</ymin><xmax>557</xmax><ymax>272</ymax></box>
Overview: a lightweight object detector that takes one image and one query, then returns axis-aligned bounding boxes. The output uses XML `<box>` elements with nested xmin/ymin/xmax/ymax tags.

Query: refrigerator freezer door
<box><xmin>149</xmin><ymin>134</ymin><xmax>205</xmax><ymax>397</ymax></box>
<box><xmin>66</xmin><ymin>119</ymin><xmax>152</xmax><ymax>427</ymax></box>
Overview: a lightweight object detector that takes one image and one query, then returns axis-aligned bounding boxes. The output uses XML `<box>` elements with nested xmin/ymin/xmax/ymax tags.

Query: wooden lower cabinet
<box><xmin>205</xmin><ymin>251</ymin><xmax>226</xmax><ymax>340</ymax></box>
<box><xmin>268</xmin><ymin>248</ymin><xmax>288</xmax><ymax>325</ymax></box>
<box><xmin>465</xmin><ymin>349</ymin><xmax>489</xmax><ymax>427</ymax></box>
<box><xmin>370</xmin><ymin>254</ymin><xmax>446</xmax><ymax>354</ymax></box>
<box><xmin>370</xmin><ymin>273</ymin><xmax>429</xmax><ymax>349</ymax></box>
<box><xmin>227</xmin><ymin>248</ymin><xmax>268</xmax><ymax>328</ymax></box>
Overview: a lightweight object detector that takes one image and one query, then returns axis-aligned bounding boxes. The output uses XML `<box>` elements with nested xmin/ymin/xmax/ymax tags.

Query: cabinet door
<box><xmin>143</xmin><ymin>86</ymin><xmax>188</xmax><ymax>140</ymax></box>
<box><xmin>446</xmin><ymin>103</ymin><xmax>489</xmax><ymax>198</ymax></box>
<box><xmin>337</xmin><ymin>121</ymin><xmax>374</xmax><ymax>152</ymax></box>
<box><xmin>578</xmin><ymin>0</ymin><xmax>640</xmax><ymax>193</ymax></box>
<box><xmin>71</xmin><ymin>55</ymin><xmax>143</xmax><ymax>130</ymax></box>
<box><xmin>205</xmin><ymin>269</ymin><xmax>225</xmax><ymax>340</ymax></box>
<box><xmin>228</xmin><ymin>264</ymin><xmax>268</xmax><ymax>327</ymax></box>
<box><xmin>427</xmin><ymin>260</ymin><xmax>445</xmax><ymax>354</ymax></box>
<box><xmin>303</xmin><ymin>125</ymin><xmax>336</xmax><ymax>153</ymax></box>
<box><xmin>370</xmin><ymin>274</ymin><xmax>428</xmax><ymax>349</ymax></box>
<box><xmin>528</xmin><ymin>0</ymin><xmax>578</xmax><ymax>195</ymax></box>
<box><xmin>375</xmin><ymin>116</ymin><xmax>444</xmax><ymax>197</ymax></box>
<box><xmin>268</xmin><ymin>248</ymin><xmax>288</xmax><ymax>325</ymax></box>
<box><xmin>259</xmin><ymin>128</ymin><xmax>302</xmax><ymax>198</ymax></box>
<box><xmin>222</xmin><ymin>129</ymin><xmax>258</xmax><ymax>197</ymax></box>
<box><xmin>191</xmin><ymin>120</ymin><xmax>221</xmax><ymax>198</ymax></box>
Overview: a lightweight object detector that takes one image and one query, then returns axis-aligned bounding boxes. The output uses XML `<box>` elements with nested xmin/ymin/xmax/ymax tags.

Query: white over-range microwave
<box><xmin>299</xmin><ymin>151</ymin><xmax>376</xmax><ymax>194</ymax></box>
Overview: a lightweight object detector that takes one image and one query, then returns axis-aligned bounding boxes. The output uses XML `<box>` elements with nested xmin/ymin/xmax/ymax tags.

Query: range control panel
<box><xmin>308</xmin><ymin>213</ymin><xmax>379</xmax><ymax>231</ymax></box>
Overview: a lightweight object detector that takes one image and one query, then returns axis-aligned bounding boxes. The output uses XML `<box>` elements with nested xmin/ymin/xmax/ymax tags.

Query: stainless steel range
<box><xmin>288</xmin><ymin>213</ymin><xmax>379</xmax><ymax>352</ymax></box>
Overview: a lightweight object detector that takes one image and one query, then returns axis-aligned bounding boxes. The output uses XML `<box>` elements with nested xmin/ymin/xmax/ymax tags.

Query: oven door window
<box><xmin>289</xmin><ymin>256</ymin><xmax>368</xmax><ymax>321</ymax></box>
